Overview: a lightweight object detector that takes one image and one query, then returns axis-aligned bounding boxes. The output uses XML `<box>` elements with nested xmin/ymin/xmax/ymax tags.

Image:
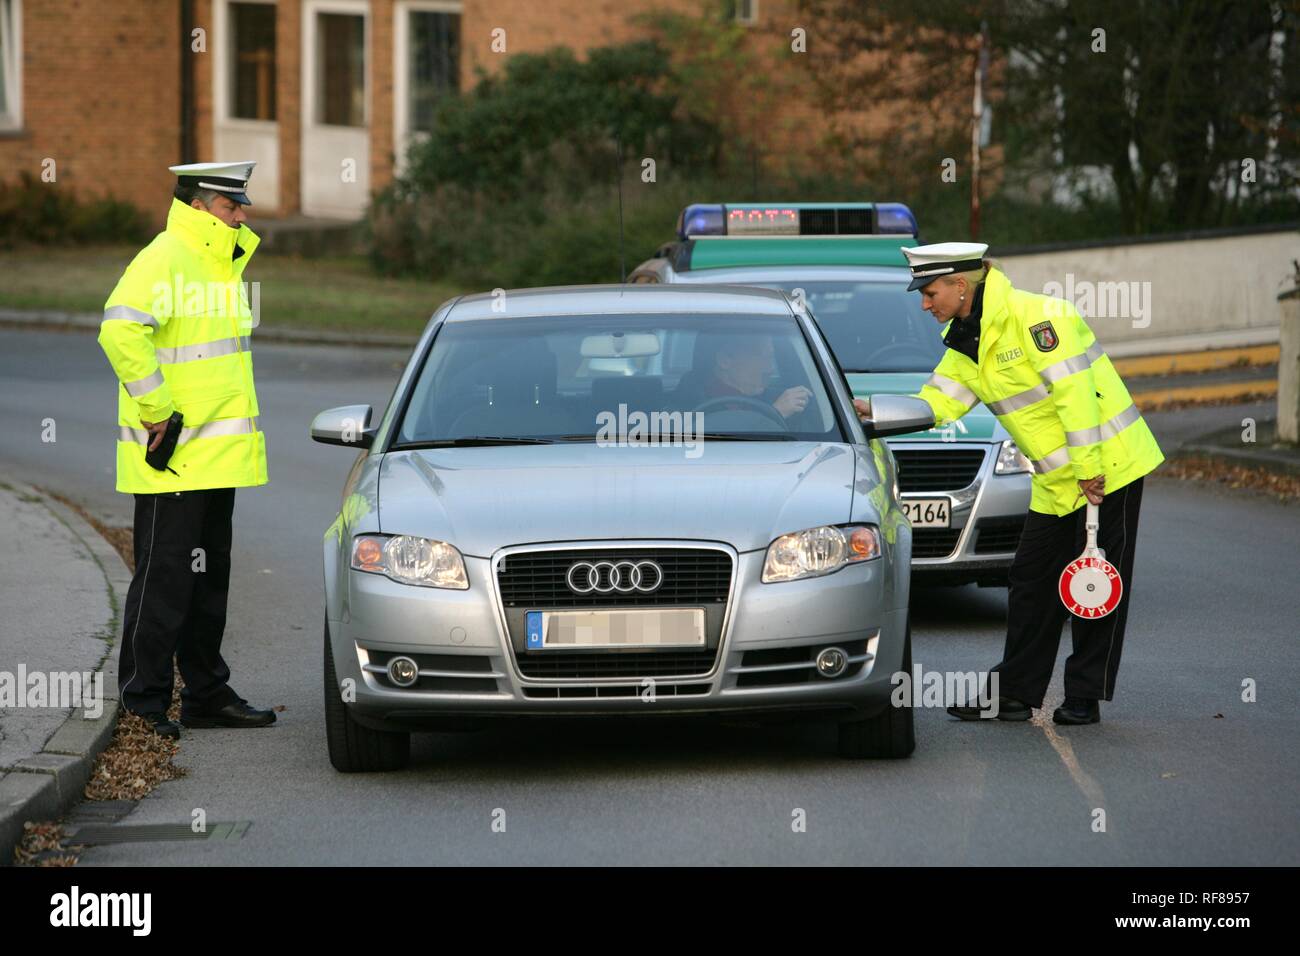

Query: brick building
<box><xmin>0</xmin><ymin>0</ymin><xmax>842</xmax><ymax>225</ymax></box>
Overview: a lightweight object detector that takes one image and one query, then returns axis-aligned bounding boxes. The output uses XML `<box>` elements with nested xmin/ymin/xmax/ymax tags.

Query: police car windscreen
<box><xmin>762</xmin><ymin>281</ymin><xmax>946</xmax><ymax>373</ymax></box>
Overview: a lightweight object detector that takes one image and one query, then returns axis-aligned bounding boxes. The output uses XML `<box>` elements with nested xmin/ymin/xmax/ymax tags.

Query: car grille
<box><xmin>974</xmin><ymin>515</ymin><xmax>1026</xmax><ymax>554</ymax></box>
<box><xmin>516</xmin><ymin>651</ymin><xmax>719</xmax><ymax>680</ymax></box>
<box><xmin>912</xmin><ymin>528</ymin><xmax>962</xmax><ymax>558</ymax></box>
<box><xmin>497</xmin><ymin>547</ymin><xmax>731</xmax><ymax>608</ymax></box>
<box><xmin>892</xmin><ymin>448</ymin><xmax>986</xmax><ymax>492</ymax></box>
<box><xmin>522</xmin><ymin>683</ymin><xmax>710</xmax><ymax>700</ymax></box>
<box><xmin>497</xmin><ymin>546</ymin><xmax>734</xmax><ymax>680</ymax></box>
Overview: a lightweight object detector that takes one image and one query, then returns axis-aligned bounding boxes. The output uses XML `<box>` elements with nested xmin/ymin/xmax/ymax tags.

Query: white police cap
<box><xmin>169</xmin><ymin>161</ymin><xmax>257</xmax><ymax>205</ymax></box>
<box><xmin>902</xmin><ymin>241</ymin><xmax>989</xmax><ymax>291</ymax></box>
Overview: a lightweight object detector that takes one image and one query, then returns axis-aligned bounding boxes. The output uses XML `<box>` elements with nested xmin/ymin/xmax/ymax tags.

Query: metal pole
<box><xmin>617</xmin><ymin>135</ymin><xmax>626</xmax><ymax>283</ymax></box>
<box><xmin>971</xmin><ymin>21</ymin><xmax>989</xmax><ymax>239</ymax></box>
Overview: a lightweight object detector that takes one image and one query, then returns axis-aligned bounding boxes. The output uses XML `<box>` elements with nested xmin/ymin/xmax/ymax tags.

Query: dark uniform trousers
<box><xmin>991</xmin><ymin>477</ymin><xmax>1144</xmax><ymax>708</ymax></box>
<box><xmin>118</xmin><ymin>488</ymin><xmax>242</xmax><ymax>715</ymax></box>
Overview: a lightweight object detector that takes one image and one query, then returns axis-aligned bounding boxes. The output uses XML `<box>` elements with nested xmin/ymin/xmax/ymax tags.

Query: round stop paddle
<box><xmin>1058</xmin><ymin>502</ymin><xmax>1123</xmax><ymax>618</ymax></box>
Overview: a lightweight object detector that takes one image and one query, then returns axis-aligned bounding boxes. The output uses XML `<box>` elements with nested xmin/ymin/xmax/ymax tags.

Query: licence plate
<box><xmin>902</xmin><ymin>497</ymin><xmax>951</xmax><ymax>528</ymax></box>
<box><xmin>524</xmin><ymin>608</ymin><xmax>706</xmax><ymax>650</ymax></box>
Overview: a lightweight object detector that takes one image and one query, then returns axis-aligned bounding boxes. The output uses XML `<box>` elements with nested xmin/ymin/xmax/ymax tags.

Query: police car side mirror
<box><xmin>311</xmin><ymin>404</ymin><xmax>377</xmax><ymax>448</ymax></box>
<box><xmin>860</xmin><ymin>395</ymin><xmax>935</xmax><ymax>439</ymax></box>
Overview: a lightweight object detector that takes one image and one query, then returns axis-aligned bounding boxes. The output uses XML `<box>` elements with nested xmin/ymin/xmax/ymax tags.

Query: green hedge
<box><xmin>0</xmin><ymin>171</ymin><xmax>149</xmax><ymax>249</ymax></box>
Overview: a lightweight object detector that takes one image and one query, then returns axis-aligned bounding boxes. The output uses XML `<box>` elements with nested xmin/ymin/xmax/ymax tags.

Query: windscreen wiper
<box><xmin>552</xmin><ymin>432</ymin><xmax>796</xmax><ymax>443</ymax></box>
<box><xmin>690</xmin><ymin>432</ymin><xmax>797</xmax><ymax>441</ymax></box>
<box><xmin>390</xmin><ymin>436</ymin><xmax>558</xmax><ymax>449</ymax></box>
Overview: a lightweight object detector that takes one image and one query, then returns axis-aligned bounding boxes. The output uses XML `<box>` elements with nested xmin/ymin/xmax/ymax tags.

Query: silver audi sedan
<box><xmin>312</xmin><ymin>285</ymin><xmax>935</xmax><ymax>771</ymax></box>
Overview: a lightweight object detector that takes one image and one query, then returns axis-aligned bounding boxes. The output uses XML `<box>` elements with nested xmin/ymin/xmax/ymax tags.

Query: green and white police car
<box><xmin>630</xmin><ymin>202</ymin><xmax>1032</xmax><ymax>586</ymax></box>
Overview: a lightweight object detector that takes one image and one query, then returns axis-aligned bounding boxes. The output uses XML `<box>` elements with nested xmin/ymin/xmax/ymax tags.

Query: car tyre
<box><xmin>324</xmin><ymin>616</ymin><xmax>410</xmax><ymax>772</ymax></box>
<box><xmin>836</xmin><ymin>620</ymin><xmax>915</xmax><ymax>759</ymax></box>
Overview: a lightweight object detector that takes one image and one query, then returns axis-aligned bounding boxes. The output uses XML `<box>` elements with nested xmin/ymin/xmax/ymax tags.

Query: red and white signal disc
<box><xmin>1059</xmin><ymin>555</ymin><xmax>1123</xmax><ymax>618</ymax></box>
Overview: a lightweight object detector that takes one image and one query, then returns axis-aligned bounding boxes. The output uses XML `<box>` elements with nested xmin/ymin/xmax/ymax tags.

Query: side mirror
<box><xmin>311</xmin><ymin>404</ymin><xmax>377</xmax><ymax>448</ymax></box>
<box><xmin>860</xmin><ymin>395</ymin><xmax>935</xmax><ymax>439</ymax></box>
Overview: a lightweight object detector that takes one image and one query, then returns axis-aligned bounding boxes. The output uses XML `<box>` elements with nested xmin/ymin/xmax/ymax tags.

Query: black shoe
<box><xmin>130</xmin><ymin>710</ymin><xmax>181</xmax><ymax>740</ymax></box>
<box><xmin>1053</xmin><ymin>696</ymin><xmax>1101</xmax><ymax>725</ymax></box>
<box><xmin>180</xmin><ymin>700</ymin><xmax>276</xmax><ymax>728</ymax></box>
<box><xmin>947</xmin><ymin>696</ymin><xmax>1033</xmax><ymax>721</ymax></box>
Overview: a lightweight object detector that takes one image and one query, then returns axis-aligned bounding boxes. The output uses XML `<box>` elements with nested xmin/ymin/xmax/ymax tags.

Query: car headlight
<box><xmin>761</xmin><ymin>524</ymin><xmax>881</xmax><ymax>583</ymax></box>
<box><xmin>351</xmin><ymin>534</ymin><xmax>469</xmax><ymax>589</ymax></box>
<box><xmin>995</xmin><ymin>439</ymin><xmax>1031</xmax><ymax>475</ymax></box>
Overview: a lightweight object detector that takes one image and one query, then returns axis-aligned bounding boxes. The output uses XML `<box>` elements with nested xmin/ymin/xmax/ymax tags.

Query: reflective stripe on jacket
<box><xmin>912</xmin><ymin>267</ymin><xmax>1163</xmax><ymax>516</ymax></box>
<box><xmin>97</xmin><ymin>198</ymin><xmax>268</xmax><ymax>494</ymax></box>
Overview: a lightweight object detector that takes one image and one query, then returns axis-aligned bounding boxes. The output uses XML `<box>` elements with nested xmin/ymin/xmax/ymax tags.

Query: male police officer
<box><xmin>97</xmin><ymin>161</ymin><xmax>275</xmax><ymax>738</ymax></box>
<box><xmin>856</xmin><ymin>243</ymin><xmax>1163</xmax><ymax>725</ymax></box>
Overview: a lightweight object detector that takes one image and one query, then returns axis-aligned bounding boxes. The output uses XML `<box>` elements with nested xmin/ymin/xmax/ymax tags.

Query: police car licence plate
<box><xmin>524</xmin><ymin>608</ymin><xmax>706</xmax><ymax>650</ymax></box>
<box><xmin>902</xmin><ymin>497</ymin><xmax>950</xmax><ymax>528</ymax></box>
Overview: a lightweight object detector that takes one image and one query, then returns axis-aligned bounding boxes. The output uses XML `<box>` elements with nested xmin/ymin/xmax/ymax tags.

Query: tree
<box><xmin>801</xmin><ymin>0</ymin><xmax>1299</xmax><ymax>233</ymax></box>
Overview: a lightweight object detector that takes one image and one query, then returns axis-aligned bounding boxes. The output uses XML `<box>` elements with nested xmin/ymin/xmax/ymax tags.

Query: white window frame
<box><xmin>303</xmin><ymin>0</ymin><xmax>370</xmax><ymax>130</ymax></box>
<box><xmin>0</xmin><ymin>0</ymin><xmax>23</xmax><ymax>131</ymax></box>
<box><xmin>734</xmin><ymin>0</ymin><xmax>758</xmax><ymax>26</ymax></box>
<box><xmin>393</xmin><ymin>0</ymin><xmax>462</xmax><ymax>176</ymax></box>
<box><xmin>215</xmin><ymin>0</ymin><xmax>279</xmax><ymax>131</ymax></box>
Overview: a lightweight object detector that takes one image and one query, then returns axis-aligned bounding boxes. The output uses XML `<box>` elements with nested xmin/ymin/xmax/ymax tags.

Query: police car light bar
<box><xmin>676</xmin><ymin>203</ymin><xmax>918</xmax><ymax>240</ymax></box>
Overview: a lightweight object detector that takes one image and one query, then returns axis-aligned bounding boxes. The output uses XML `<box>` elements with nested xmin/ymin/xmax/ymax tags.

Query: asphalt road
<box><xmin>1</xmin><ymin>327</ymin><xmax>1296</xmax><ymax>865</ymax></box>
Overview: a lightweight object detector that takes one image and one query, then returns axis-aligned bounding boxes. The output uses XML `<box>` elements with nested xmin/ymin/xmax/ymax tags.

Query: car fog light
<box><xmin>816</xmin><ymin>646</ymin><xmax>848</xmax><ymax>679</ymax></box>
<box><xmin>388</xmin><ymin>656</ymin><xmax>419</xmax><ymax>687</ymax></box>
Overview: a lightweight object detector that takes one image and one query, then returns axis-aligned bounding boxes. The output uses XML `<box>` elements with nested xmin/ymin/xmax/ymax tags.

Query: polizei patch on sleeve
<box><xmin>1029</xmin><ymin>321</ymin><xmax>1059</xmax><ymax>352</ymax></box>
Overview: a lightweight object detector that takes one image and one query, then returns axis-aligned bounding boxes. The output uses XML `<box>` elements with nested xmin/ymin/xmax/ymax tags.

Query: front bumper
<box><xmin>328</xmin><ymin>540</ymin><xmax>908</xmax><ymax>730</ymax></box>
<box><xmin>891</xmin><ymin>441</ymin><xmax>1031</xmax><ymax>584</ymax></box>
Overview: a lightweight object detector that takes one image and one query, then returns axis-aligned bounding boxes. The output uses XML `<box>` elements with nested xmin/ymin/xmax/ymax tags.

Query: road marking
<box><xmin>1133</xmin><ymin>380</ymin><xmax>1277</xmax><ymax>410</ymax></box>
<box><xmin>1113</xmin><ymin>344</ymin><xmax>1279</xmax><ymax>376</ymax></box>
<box><xmin>1031</xmin><ymin>709</ymin><xmax>1107</xmax><ymax>810</ymax></box>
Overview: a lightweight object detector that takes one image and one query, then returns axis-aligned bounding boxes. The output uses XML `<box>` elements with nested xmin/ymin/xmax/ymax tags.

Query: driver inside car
<box><xmin>696</xmin><ymin>334</ymin><xmax>812</xmax><ymax>421</ymax></box>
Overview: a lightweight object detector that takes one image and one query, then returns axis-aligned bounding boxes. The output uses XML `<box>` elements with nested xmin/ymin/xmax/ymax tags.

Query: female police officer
<box><xmin>855</xmin><ymin>242</ymin><xmax>1163</xmax><ymax>725</ymax></box>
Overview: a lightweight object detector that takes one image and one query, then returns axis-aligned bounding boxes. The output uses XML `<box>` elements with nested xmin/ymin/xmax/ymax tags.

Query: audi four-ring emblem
<box><xmin>566</xmin><ymin>560</ymin><xmax>664</xmax><ymax>594</ymax></box>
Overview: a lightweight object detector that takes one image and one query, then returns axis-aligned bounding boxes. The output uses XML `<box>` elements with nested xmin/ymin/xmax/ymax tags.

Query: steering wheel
<box><xmin>865</xmin><ymin>343</ymin><xmax>938</xmax><ymax>368</ymax></box>
<box><xmin>693</xmin><ymin>394</ymin><xmax>789</xmax><ymax>428</ymax></box>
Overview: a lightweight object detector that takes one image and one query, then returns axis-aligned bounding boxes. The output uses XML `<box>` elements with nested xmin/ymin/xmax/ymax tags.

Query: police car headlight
<box><xmin>351</xmin><ymin>534</ymin><xmax>468</xmax><ymax>589</ymax></box>
<box><xmin>995</xmin><ymin>439</ymin><xmax>1032</xmax><ymax>475</ymax></box>
<box><xmin>762</xmin><ymin>525</ymin><xmax>880</xmax><ymax>583</ymax></box>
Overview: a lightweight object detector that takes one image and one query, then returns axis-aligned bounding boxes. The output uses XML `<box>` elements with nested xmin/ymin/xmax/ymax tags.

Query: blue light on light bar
<box><xmin>875</xmin><ymin>203</ymin><xmax>919</xmax><ymax>235</ymax></box>
<box><xmin>677</xmin><ymin>204</ymin><xmax>726</xmax><ymax>240</ymax></box>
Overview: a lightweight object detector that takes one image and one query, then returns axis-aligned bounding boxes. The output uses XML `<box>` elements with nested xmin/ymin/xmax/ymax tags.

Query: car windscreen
<box><xmin>752</xmin><ymin>281</ymin><xmax>946</xmax><ymax>373</ymax></box>
<box><xmin>391</xmin><ymin>312</ymin><xmax>847</xmax><ymax>446</ymax></box>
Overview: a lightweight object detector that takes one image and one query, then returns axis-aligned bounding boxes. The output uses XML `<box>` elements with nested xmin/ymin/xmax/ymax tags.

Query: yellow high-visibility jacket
<box><xmin>913</xmin><ymin>267</ymin><xmax>1163</xmax><ymax>516</ymax></box>
<box><xmin>98</xmin><ymin>198</ymin><xmax>268</xmax><ymax>494</ymax></box>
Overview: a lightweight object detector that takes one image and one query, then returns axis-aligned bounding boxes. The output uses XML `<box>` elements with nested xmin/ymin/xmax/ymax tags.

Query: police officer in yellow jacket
<box><xmin>857</xmin><ymin>242</ymin><xmax>1164</xmax><ymax>725</ymax></box>
<box><xmin>97</xmin><ymin>161</ymin><xmax>275</xmax><ymax>738</ymax></box>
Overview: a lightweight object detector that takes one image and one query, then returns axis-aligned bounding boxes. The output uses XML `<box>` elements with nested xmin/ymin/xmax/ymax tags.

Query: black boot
<box><xmin>181</xmin><ymin>699</ymin><xmax>276</xmax><ymax>728</ymax></box>
<box><xmin>130</xmin><ymin>710</ymin><xmax>181</xmax><ymax>740</ymax></box>
<box><xmin>1052</xmin><ymin>696</ymin><xmax>1101</xmax><ymax>725</ymax></box>
<box><xmin>947</xmin><ymin>696</ymin><xmax>1033</xmax><ymax>721</ymax></box>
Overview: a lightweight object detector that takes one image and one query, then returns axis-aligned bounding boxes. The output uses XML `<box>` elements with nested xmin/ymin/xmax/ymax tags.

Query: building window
<box><xmin>408</xmin><ymin>8</ymin><xmax>459</xmax><ymax>134</ymax></box>
<box><xmin>317</xmin><ymin>12</ymin><xmax>365</xmax><ymax>127</ymax></box>
<box><xmin>0</xmin><ymin>0</ymin><xmax>20</xmax><ymax>130</ymax></box>
<box><xmin>230</xmin><ymin>2</ymin><xmax>277</xmax><ymax>121</ymax></box>
<box><xmin>732</xmin><ymin>0</ymin><xmax>757</xmax><ymax>26</ymax></box>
